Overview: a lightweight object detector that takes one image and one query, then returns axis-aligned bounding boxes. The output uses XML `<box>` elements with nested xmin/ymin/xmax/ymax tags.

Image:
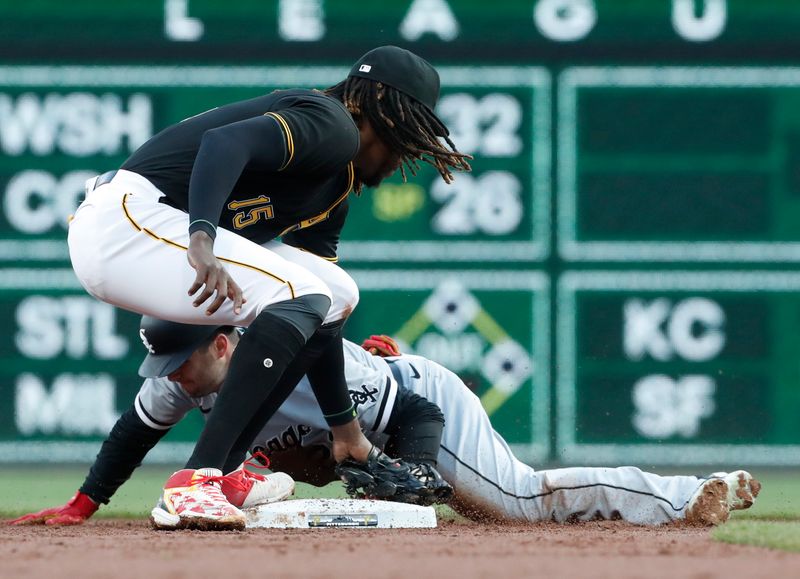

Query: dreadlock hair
<box><xmin>324</xmin><ymin>77</ymin><xmax>471</xmax><ymax>191</ymax></box>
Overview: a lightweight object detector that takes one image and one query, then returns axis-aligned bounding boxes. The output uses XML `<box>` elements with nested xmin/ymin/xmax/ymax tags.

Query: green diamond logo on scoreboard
<box><xmin>395</xmin><ymin>279</ymin><xmax>533</xmax><ymax>416</ymax></box>
<box><xmin>347</xmin><ymin>270</ymin><xmax>550</xmax><ymax>463</ymax></box>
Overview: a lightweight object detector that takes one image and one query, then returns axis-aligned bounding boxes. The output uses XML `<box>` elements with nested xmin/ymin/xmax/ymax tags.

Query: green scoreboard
<box><xmin>558</xmin><ymin>272</ymin><xmax>800</xmax><ymax>466</ymax></box>
<box><xmin>1</xmin><ymin>0</ymin><xmax>799</xmax><ymax>466</ymax></box>
<box><xmin>560</xmin><ymin>68</ymin><xmax>800</xmax><ymax>261</ymax></box>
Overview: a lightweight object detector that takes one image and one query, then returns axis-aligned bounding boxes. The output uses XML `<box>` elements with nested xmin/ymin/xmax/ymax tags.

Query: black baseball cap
<box><xmin>137</xmin><ymin>315</ymin><xmax>223</xmax><ymax>378</ymax></box>
<box><xmin>348</xmin><ymin>45</ymin><xmax>448</xmax><ymax>136</ymax></box>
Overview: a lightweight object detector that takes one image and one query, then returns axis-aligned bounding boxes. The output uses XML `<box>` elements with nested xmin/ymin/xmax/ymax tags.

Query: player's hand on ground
<box><xmin>7</xmin><ymin>491</ymin><xmax>99</xmax><ymax>526</ymax></box>
<box><xmin>187</xmin><ymin>231</ymin><xmax>245</xmax><ymax>315</ymax></box>
<box><xmin>361</xmin><ymin>334</ymin><xmax>401</xmax><ymax>357</ymax></box>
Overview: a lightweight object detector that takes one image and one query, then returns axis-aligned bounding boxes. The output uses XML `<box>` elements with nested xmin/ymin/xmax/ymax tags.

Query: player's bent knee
<box><xmin>263</xmin><ymin>241</ymin><xmax>358</xmax><ymax>321</ymax></box>
<box><xmin>292</xmin><ymin>271</ymin><xmax>333</xmax><ymax>305</ymax></box>
<box><xmin>291</xmin><ymin>258</ymin><xmax>357</xmax><ymax>323</ymax></box>
<box><xmin>260</xmin><ymin>294</ymin><xmax>331</xmax><ymax>341</ymax></box>
<box><xmin>328</xmin><ymin>272</ymin><xmax>359</xmax><ymax>321</ymax></box>
<box><xmin>299</xmin><ymin>293</ymin><xmax>332</xmax><ymax>324</ymax></box>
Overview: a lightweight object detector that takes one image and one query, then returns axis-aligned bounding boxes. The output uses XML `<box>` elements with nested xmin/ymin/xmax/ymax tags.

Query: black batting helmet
<box><xmin>137</xmin><ymin>316</ymin><xmax>224</xmax><ymax>379</ymax></box>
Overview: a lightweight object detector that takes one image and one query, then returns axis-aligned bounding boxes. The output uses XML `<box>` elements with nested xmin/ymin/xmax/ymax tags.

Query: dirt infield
<box><xmin>2</xmin><ymin>519</ymin><xmax>796</xmax><ymax>579</ymax></box>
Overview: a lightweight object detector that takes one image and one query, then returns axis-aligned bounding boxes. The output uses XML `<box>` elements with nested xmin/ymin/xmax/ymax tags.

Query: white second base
<box><xmin>245</xmin><ymin>498</ymin><xmax>437</xmax><ymax>529</ymax></box>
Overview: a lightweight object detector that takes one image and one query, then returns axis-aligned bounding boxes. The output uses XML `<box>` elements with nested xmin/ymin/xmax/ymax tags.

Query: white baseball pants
<box><xmin>68</xmin><ymin>170</ymin><xmax>357</xmax><ymax>326</ymax></box>
<box><xmin>391</xmin><ymin>355</ymin><xmax>707</xmax><ymax>525</ymax></box>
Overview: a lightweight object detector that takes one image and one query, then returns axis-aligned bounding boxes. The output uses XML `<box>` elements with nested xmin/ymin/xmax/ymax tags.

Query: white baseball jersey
<box><xmin>135</xmin><ymin>340</ymin><xmax>709</xmax><ymax>525</ymax></box>
<box><xmin>135</xmin><ymin>340</ymin><xmax>398</xmax><ymax>445</ymax></box>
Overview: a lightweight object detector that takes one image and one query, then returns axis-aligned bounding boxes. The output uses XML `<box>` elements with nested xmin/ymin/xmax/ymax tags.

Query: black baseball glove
<box><xmin>334</xmin><ymin>446</ymin><xmax>453</xmax><ymax>506</ymax></box>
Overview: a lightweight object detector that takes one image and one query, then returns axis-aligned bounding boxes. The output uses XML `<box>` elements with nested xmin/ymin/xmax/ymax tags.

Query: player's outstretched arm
<box><xmin>7</xmin><ymin>405</ymin><xmax>170</xmax><ymax>526</ymax></box>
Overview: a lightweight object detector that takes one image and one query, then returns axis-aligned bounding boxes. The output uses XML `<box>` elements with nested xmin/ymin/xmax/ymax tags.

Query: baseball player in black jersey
<box><xmin>67</xmin><ymin>45</ymin><xmax>470</xmax><ymax>530</ymax></box>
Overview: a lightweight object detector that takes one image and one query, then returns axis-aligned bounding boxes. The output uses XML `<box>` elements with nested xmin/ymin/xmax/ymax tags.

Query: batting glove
<box><xmin>7</xmin><ymin>491</ymin><xmax>99</xmax><ymax>526</ymax></box>
<box><xmin>361</xmin><ymin>334</ymin><xmax>401</xmax><ymax>357</ymax></box>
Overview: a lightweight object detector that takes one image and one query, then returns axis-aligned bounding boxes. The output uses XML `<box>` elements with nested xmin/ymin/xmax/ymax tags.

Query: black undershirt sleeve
<box><xmin>305</xmin><ymin>321</ymin><xmax>358</xmax><ymax>427</ymax></box>
<box><xmin>78</xmin><ymin>406</ymin><xmax>171</xmax><ymax>505</ymax></box>
<box><xmin>187</xmin><ymin>115</ymin><xmax>288</xmax><ymax>239</ymax></box>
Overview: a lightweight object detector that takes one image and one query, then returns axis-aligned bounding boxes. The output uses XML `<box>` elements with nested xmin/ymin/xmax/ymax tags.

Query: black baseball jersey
<box><xmin>122</xmin><ymin>89</ymin><xmax>359</xmax><ymax>259</ymax></box>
